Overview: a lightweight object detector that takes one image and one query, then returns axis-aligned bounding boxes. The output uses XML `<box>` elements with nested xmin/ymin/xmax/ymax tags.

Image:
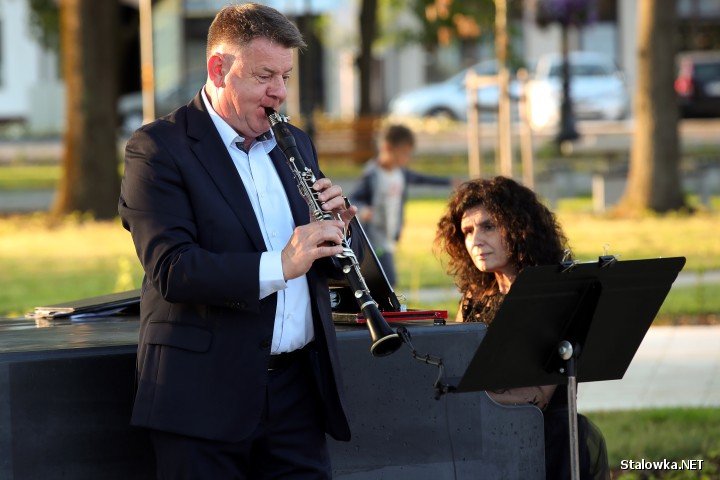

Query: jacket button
<box><xmin>259</xmin><ymin>340</ymin><xmax>271</xmax><ymax>349</ymax></box>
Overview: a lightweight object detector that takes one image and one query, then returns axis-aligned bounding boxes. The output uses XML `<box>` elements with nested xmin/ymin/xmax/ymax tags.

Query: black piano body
<box><xmin>0</xmin><ymin>314</ymin><xmax>545</xmax><ymax>479</ymax></box>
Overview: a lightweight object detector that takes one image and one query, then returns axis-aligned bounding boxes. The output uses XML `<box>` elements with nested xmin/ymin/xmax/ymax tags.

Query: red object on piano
<box><xmin>333</xmin><ymin>309</ymin><xmax>448</xmax><ymax>325</ymax></box>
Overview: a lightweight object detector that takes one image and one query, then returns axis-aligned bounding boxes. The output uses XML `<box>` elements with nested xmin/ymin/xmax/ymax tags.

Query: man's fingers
<box><xmin>281</xmin><ymin>221</ymin><xmax>346</xmax><ymax>280</ymax></box>
<box><xmin>317</xmin><ymin>185</ymin><xmax>343</xmax><ymax>204</ymax></box>
<box><xmin>312</xmin><ymin>220</ymin><xmax>345</xmax><ymax>246</ymax></box>
<box><xmin>312</xmin><ymin>178</ymin><xmax>333</xmax><ymax>192</ymax></box>
<box><xmin>316</xmin><ymin>244</ymin><xmax>344</xmax><ymax>257</ymax></box>
<box><xmin>321</xmin><ymin>197</ymin><xmax>348</xmax><ymax>213</ymax></box>
<box><xmin>339</xmin><ymin>205</ymin><xmax>358</xmax><ymax>224</ymax></box>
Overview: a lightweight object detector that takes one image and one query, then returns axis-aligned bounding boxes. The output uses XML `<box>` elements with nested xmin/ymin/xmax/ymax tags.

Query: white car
<box><xmin>118</xmin><ymin>84</ymin><xmax>201</xmax><ymax>135</ymax></box>
<box><xmin>526</xmin><ymin>51</ymin><xmax>629</xmax><ymax>130</ymax></box>
<box><xmin>387</xmin><ymin>60</ymin><xmax>519</xmax><ymax>121</ymax></box>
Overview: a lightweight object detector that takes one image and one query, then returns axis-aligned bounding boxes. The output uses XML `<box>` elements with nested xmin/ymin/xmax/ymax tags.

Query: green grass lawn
<box><xmin>1</xmin><ymin>197</ymin><xmax>719</xmax><ymax>318</ymax></box>
<box><xmin>0</xmin><ymin>164</ymin><xmax>61</xmax><ymax>190</ymax></box>
<box><xmin>0</xmin><ymin>214</ymin><xmax>142</xmax><ymax>317</ymax></box>
<box><xmin>395</xmin><ymin>198</ymin><xmax>720</xmax><ymax>321</ymax></box>
<box><xmin>586</xmin><ymin>408</ymin><xmax>720</xmax><ymax>479</ymax></box>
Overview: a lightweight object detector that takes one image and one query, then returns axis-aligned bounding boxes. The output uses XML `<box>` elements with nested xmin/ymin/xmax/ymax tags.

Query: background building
<box><xmin>0</xmin><ymin>0</ymin><xmax>718</xmax><ymax>135</ymax></box>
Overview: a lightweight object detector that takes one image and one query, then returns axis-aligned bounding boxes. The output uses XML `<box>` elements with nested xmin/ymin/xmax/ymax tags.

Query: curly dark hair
<box><xmin>435</xmin><ymin>176</ymin><xmax>571</xmax><ymax>298</ymax></box>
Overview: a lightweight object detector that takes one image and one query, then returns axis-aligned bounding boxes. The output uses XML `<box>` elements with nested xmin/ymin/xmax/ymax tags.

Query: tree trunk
<box><xmin>615</xmin><ymin>0</ymin><xmax>686</xmax><ymax>215</ymax></box>
<box><xmin>357</xmin><ymin>0</ymin><xmax>377</xmax><ymax>116</ymax></box>
<box><xmin>53</xmin><ymin>0</ymin><xmax>120</xmax><ymax>220</ymax></box>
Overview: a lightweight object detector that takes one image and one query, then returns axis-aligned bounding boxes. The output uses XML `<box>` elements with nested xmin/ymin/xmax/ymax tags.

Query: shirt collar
<box><xmin>201</xmin><ymin>87</ymin><xmax>275</xmax><ymax>152</ymax></box>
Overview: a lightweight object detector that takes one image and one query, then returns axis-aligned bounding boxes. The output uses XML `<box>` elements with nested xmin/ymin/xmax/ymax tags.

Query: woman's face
<box><xmin>460</xmin><ymin>205</ymin><xmax>515</xmax><ymax>278</ymax></box>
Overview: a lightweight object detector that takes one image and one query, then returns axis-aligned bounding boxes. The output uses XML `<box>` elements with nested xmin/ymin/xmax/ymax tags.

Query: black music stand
<box><xmin>452</xmin><ymin>256</ymin><xmax>686</xmax><ymax>479</ymax></box>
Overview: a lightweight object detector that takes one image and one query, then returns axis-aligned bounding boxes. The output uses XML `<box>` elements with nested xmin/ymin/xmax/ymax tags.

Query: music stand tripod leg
<box><xmin>558</xmin><ymin>340</ymin><xmax>581</xmax><ymax>480</ymax></box>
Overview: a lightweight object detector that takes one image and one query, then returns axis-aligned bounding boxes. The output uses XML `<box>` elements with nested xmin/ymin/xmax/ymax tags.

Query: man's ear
<box><xmin>208</xmin><ymin>53</ymin><xmax>225</xmax><ymax>88</ymax></box>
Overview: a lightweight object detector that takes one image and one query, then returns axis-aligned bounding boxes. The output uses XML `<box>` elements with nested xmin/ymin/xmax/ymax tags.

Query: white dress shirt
<box><xmin>202</xmin><ymin>89</ymin><xmax>313</xmax><ymax>353</ymax></box>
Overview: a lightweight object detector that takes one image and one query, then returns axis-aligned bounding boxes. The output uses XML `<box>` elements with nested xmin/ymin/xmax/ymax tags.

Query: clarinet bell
<box><xmin>370</xmin><ymin>331</ymin><xmax>403</xmax><ymax>357</ymax></box>
<box><xmin>364</xmin><ymin>305</ymin><xmax>403</xmax><ymax>357</ymax></box>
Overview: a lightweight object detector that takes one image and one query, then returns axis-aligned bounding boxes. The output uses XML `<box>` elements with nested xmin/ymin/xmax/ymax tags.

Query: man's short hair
<box><xmin>206</xmin><ymin>3</ymin><xmax>306</xmax><ymax>58</ymax></box>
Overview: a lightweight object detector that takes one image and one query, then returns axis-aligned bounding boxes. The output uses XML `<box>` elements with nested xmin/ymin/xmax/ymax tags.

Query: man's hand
<box><xmin>313</xmin><ymin>178</ymin><xmax>358</xmax><ymax>229</ymax></box>
<box><xmin>281</xmin><ymin>220</ymin><xmax>345</xmax><ymax>281</ymax></box>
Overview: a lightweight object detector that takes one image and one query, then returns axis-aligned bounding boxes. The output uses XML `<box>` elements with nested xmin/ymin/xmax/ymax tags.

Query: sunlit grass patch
<box><xmin>586</xmin><ymin>408</ymin><xmax>720</xmax><ymax>478</ymax></box>
<box><xmin>0</xmin><ymin>164</ymin><xmax>60</xmax><ymax>190</ymax></box>
<box><xmin>0</xmin><ymin>214</ymin><xmax>142</xmax><ymax>315</ymax></box>
<box><xmin>558</xmin><ymin>210</ymin><xmax>720</xmax><ymax>271</ymax></box>
<box><xmin>1</xmin><ymin>198</ymin><xmax>719</xmax><ymax>317</ymax></box>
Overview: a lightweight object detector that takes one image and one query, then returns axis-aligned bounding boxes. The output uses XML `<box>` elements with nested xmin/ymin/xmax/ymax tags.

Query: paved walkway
<box><xmin>577</xmin><ymin>325</ymin><xmax>720</xmax><ymax>412</ymax></box>
<box><xmin>0</xmin><ymin>189</ymin><xmax>55</xmax><ymax>212</ymax></box>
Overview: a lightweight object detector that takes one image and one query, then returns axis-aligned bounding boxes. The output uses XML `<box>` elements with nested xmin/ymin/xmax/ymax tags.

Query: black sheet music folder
<box><xmin>329</xmin><ymin>217</ymin><xmax>448</xmax><ymax>324</ymax></box>
<box><xmin>453</xmin><ymin>257</ymin><xmax>686</xmax><ymax>393</ymax></box>
<box><xmin>29</xmin><ymin>289</ymin><xmax>141</xmax><ymax>320</ymax></box>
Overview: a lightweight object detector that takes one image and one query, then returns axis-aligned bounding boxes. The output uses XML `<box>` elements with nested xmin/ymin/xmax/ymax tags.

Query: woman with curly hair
<box><xmin>435</xmin><ymin>176</ymin><xmax>609</xmax><ymax>480</ymax></box>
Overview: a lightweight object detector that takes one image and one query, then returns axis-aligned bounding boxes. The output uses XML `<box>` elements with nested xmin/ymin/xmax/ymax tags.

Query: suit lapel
<box><xmin>186</xmin><ymin>94</ymin><xmax>266</xmax><ymax>252</ymax></box>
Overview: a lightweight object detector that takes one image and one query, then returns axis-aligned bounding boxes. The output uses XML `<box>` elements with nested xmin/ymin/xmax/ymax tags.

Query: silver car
<box><xmin>387</xmin><ymin>60</ymin><xmax>518</xmax><ymax>121</ymax></box>
<box><xmin>526</xmin><ymin>51</ymin><xmax>629</xmax><ymax>129</ymax></box>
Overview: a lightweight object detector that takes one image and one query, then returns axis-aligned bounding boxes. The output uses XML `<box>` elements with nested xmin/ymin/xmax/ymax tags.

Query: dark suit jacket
<box><xmin>118</xmin><ymin>92</ymin><xmax>352</xmax><ymax>442</ymax></box>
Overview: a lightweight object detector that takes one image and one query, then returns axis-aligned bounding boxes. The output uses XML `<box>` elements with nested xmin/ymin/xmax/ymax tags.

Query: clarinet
<box><xmin>265</xmin><ymin>107</ymin><xmax>402</xmax><ymax>357</ymax></box>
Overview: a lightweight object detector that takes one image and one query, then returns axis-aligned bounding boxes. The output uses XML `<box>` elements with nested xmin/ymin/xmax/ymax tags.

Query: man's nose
<box><xmin>267</xmin><ymin>77</ymin><xmax>287</xmax><ymax>100</ymax></box>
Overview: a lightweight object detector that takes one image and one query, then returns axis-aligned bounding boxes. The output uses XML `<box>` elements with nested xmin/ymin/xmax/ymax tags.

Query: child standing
<box><xmin>351</xmin><ymin>124</ymin><xmax>456</xmax><ymax>286</ymax></box>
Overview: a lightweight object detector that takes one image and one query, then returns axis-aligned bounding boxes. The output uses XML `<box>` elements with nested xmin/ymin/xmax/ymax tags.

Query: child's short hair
<box><xmin>382</xmin><ymin>124</ymin><xmax>415</xmax><ymax>148</ymax></box>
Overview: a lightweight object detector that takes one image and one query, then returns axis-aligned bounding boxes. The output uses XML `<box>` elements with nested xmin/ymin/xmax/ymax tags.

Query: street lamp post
<box><xmin>535</xmin><ymin>0</ymin><xmax>597</xmax><ymax>150</ymax></box>
<box><xmin>556</xmin><ymin>21</ymin><xmax>579</xmax><ymax>147</ymax></box>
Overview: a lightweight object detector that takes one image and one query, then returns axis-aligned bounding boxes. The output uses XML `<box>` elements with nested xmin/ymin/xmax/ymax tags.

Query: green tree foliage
<box><xmin>400</xmin><ymin>0</ymin><xmax>497</xmax><ymax>49</ymax></box>
<box><xmin>28</xmin><ymin>0</ymin><xmax>60</xmax><ymax>51</ymax></box>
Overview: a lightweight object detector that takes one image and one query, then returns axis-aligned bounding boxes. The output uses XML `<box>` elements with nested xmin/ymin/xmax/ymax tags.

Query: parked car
<box><xmin>675</xmin><ymin>50</ymin><xmax>720</xmax><ymax>118</ymax></box>
<box><xmin>119</xmin><ymin>77</ymin><xmax>203</xmax><ymax>135</ymax></box>
<box><xmin>525</xmin><ymin>51</ymin><xmax>630</xmax><ymax>130</ymax></box>
<box><xmin>387</xmin><ymin>60</ymin><xmax>519</xmax><ymax>121</ymax></box>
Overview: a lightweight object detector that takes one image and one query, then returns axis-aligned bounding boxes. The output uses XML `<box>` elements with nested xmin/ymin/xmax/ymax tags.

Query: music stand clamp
<box><xmin>449</xmin><ymin>256</ymin><xmax>686</xmax><ymax>480</ymax></box>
